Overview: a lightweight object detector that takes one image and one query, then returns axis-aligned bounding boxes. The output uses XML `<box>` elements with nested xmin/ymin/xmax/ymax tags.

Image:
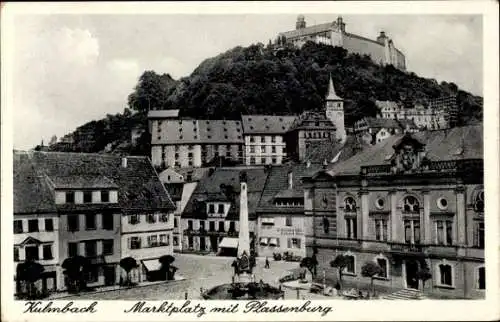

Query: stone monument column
<box><xmin>238</xmin><ymin>172</ymin><xmax>250</xmax><ymax>257</ymax></box>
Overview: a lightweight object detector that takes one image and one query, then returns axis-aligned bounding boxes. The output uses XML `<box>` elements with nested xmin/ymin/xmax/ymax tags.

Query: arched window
<box><xmin>474</xmin><ymin>191</ymin><xmax>484</xmax><ymax>213</ymax></box>
<box><xmin>344</xmin><ymin>197</ymin><xmax>357</xmax><ymax>212</ymax></box>
<box><xmin>477</xmin><ymin>266</ymin><xmax>485</xmax><ymax>290</ymax></box>
<box><xmin>436</xmin><ymin>261</ymin><xmax>454</xmax><ymax>287</ymax></box>
<box><xmin>403</xmin><ymin>196</ymin><xmax>420</xmax><ymax>213</ymax></box>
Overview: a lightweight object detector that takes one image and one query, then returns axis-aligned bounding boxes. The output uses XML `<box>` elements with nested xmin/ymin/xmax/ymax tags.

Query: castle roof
<box><xmin>280</xmin><ymin>22</ymin><xmax>336</xmax><ymax>39</ymax></box>
<box><xmin>241</xmin><ymin>115</ymin><xmax>297</xmax><ymax>134</ymax></box>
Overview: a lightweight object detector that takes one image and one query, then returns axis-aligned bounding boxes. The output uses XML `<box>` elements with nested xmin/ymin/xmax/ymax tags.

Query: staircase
<box><xmin>383</xmin><ymin>288</ymin><xmax>427</xmax><ymax>300</ymax></box>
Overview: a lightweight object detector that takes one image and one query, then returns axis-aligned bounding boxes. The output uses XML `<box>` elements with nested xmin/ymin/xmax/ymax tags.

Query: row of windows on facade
<box><xmin>66</xmin><ymin>213</ymin><xmax>114</xmax><ymax>232</ymax></box>
<box><xmin>338</xmin><ymin>254</ymin><xmax>486</xmax><ymax>290</ymax></box>
<box><xmin>14</xmin><ymin>244</ymin><xmax>54</xmax><ymax>262</ymax></box>
<box><xmin>273</xmin><ymin>199</ymin><xmax>304</xmax><ymax>207</ymax></box>
<box><xmin>248</xmin><ymin>135</ymin><xmax>282</xmax><ymax>143</ymax></box>
<box><xmin>162</xmin><ymin>144</ymin><xmax>244</xmax><ymax>152</ymax></box>
<box><xmin>258</xmin><ymin>237</ymin><xmax>302</xmax><ymax>248</ymax></box>
<box><xmin>186</xmin><ymin>220</ymin><xmax>236</xmax><ymax>232</ymax></box>
<box><xmin>261</xmin><ymin>216</ymin><xmax>294</xmax><ymax>227</ymax></box>
<box><xmin>67</xmin><ymin>239</ymin><xmax>115</xmax><ymax>257</ymax></box>
<box><xmin>249</xmin><ymin>157</ymin><xmax>281</xmax><ymax>165</ymax></box>
<box><xmin>342</xmin><ymin>193</ymin><xmax>485</xmax><ymax>213</ymax></box>
<box><xmin>207</xmin><ymin>204</ymin><xmax>226</xmax><ymax>214</ymax></box>
<box><xmin>157</xmin><ymin>134</ymin><xmax>242</xmax><ymax>141</ymax></box>
<box><xmin>325</xmin><ymin>217</ymin><xmax>484</xmax><ymax>248</ymax></box>
<box><xmin>248</xmin><ymin>145</ymin><xmax>285</xmax><ymax>154</ymax></box>
<box><xmin>14</xmin><ymin>218</ymin><xmax>54</xmax><ymax>234</ymax></box>
<box><xmin>127</xmin><ymin>213</ymin><xmax>169</xmax><ymax>225</ymax></box>
<box><xmin>302</xmin><ymin>131</ymin><xmax>332</xmax><ymax>139</ymax></box>
<box><xmin>128</xmin><ymin>234</ymin><xmax>171</xmax><ymax>249</ymax></box>
<box><xmin>63</xmin><ymin>190</ymin><xmax>112</xmax><ymax>204</ymax></box>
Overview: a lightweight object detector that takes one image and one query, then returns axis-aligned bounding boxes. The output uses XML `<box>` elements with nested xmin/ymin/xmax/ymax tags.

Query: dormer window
<box><xmin>83</xmin><ymin>191</ymin><xmax>92</xmax><ymax>203</ymax></box>
<box><xmin>101</xmin><ymin>191</ymin><xmax>110</xmax><ymax>203</ymax></box>
<box><xmin>66</xmin><ymin>191</ymin><xmax>75</xmax><ymax>204</ymax></box>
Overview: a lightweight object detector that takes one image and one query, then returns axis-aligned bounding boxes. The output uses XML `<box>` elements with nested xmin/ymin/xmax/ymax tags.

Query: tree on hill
<box><xmin>128</xmin><ymin>71</ymin><xmax>178</xmax><ymax>113</ymax></box>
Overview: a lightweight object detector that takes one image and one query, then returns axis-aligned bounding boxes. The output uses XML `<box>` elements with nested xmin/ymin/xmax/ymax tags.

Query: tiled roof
<box><xmin>50</xmin><ymin>175</ymin><xmax>118</xmax><ymax>189</ymax></box>
<box><xmin>305</xmin><ymin>135</ymin><xmax>367</xmax><ymax>164</ymax></box>
<box><xmin>198</xmin><ymin>120</ymin><xmax>244</xmax><ymax>143</ymax></box>
<box><xmin>289</xmin><ymin>111</ymin><xmax>336</xmax><ymax>131</ymax></box>
<box><xmin>152</xmin><ymin>119</ymin><xmax>243</xmax><ymax>145</ymax></box>
<box><xmin>280</xmin><ymin>22</ymin><xmax>335</xmax><ymax>39</ymax></box>
<box><xmin>176</xmin><ymin>167</ymin><xmax>213</xmax><ymax>182</ymax></box>
<box><xmin>360</xmin><ymin>117</ymin><xmax>402</xmax><ymax>130</ymax></box>
<box><xmin>148</xmin><ymin>110</ymin><xmax>180</xmax><ymax>118</ymax></box>
<box><xmin>14</xmin><ymin>151</ymin><xmax>57</xmax><ymax>214</ymax></box>
<box><xmin>241</xmin><ymin>115</ymin><xmax>297</xmax><ymax>134</ymax></box>
<box><xmin>182</xmin><ymin>167</ymin><xmax>269</xmax><ymax>220</ymax></box>
<box><xmin>326</xmin><ymin>125</ymin><xmax>483</xmax><ymax>176</ymax></box>
<box><xmin>17</xmin><ymin>151</ymin><xmax>175</xmax><ymax>213</ymax></box>
<box><xmin>257</xmin><ymin>163</ymin><xmax>322</xmax><ymax>214</ymax></box>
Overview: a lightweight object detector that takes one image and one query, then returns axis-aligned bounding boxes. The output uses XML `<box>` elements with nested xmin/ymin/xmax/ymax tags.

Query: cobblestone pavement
<box><xmin>61</xmin><ymin>254</ymin><xmax>310</xmax><ymax>300</ymax></box>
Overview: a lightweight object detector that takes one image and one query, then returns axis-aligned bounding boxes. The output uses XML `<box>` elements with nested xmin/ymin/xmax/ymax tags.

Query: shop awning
<box><xmin>261</xmin><ymin>218</ymin><xmax>275</xmax><ymax>225</ymax></box>
<box><xmin>219</xmin><ymin>237</ymin><xmax>239</xmax><ymax>249</ymax></box>
<box><xmin>259</xmin><ymin>238</ymin><xmax>268</xmax><ymax>246</ymax></box>
<box><xmin>268</xmin><ymin>238</ymin><xmax>278</xmax><ymax>246</ymax></box>
<box><xmin>142</xmin><ymin>259</ymin><xmax>162</xmax><ymax>272</ymax></box>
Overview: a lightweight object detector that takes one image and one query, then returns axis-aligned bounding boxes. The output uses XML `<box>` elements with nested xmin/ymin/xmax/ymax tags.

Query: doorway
<box><xmin>210</xmin><ymin>236</ymin><xmax>218</xmax><ymax>252</ymax></box>
<box><xmin>200</xmin><ymin>237</ymin><xmax>206</xmax><ymax>251</ymax></box>
<box><xmin>405</xmin><ymin>260</ymin><xmax>419</xmax><ymax>289</ymax></box>
<box><xmin>103</xmin><ymin>265</ymin><xmax>116</xmax><ymax>286</ymax></box>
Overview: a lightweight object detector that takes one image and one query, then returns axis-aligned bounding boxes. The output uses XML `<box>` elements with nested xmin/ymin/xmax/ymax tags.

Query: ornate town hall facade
<box><xmin>303</xmin><ymin>125</ymin><xmax>484</xmax><ymax>299</ymax></box>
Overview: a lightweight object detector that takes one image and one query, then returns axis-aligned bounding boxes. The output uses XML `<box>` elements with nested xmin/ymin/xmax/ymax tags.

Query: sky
<box><xmin>10</xmin><ymin>13</ymin><xmax>483</xmax><ymax>150</ymax></box>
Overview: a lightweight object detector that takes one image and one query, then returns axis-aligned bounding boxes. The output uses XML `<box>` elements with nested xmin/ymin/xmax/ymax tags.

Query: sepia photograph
<box><xmin>1</xmin><ymin>1</ymin><xmax>499</xmax><ymax>321</ymax></box>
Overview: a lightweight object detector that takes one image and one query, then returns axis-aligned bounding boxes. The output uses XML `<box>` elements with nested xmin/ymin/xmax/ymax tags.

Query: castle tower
<box><xmin>325</xmin><ymin>76</ymin><xmax>346</xmax><ymax>143</ymax></box>
<box><xmin>296</xmin><ymin>15</ymin><xmax>306</xmax><ymax>30</ymax></box>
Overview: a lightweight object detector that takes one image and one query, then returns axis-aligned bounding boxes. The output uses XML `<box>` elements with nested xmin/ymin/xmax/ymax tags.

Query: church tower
<box><xmin>325</xmin><ymin>76</ymin><xmax>346</xmax><ymax>143</ymax></box>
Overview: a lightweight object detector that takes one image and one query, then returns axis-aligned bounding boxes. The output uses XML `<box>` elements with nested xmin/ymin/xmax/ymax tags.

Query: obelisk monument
<box><xmin>238</xmin><ymin>171</ymin><xmax>250</xmax><ymax>257</ymax></box>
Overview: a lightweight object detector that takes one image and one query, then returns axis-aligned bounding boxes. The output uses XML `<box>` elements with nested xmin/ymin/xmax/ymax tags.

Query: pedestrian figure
<box><xmin>265</xmin><ymin>257</ymin><xmax>270</xmax><ymax>269</ymax></box>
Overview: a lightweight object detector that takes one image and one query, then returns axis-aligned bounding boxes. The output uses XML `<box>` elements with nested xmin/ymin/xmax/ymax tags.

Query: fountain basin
<box><xmin>201</xmin><ymin>282</ymin><xmax>284</xmax><ymax>300</ymax></box>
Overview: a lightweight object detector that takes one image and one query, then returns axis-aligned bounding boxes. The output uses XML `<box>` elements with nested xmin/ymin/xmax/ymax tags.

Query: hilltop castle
<box><xmin>278</xmin><ymin>15</ymin><xmax>406</xmax><ymax>70</ymax></box>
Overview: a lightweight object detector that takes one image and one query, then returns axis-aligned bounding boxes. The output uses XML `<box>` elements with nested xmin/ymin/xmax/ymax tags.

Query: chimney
<box><xmin>121</xmin><ymin>157</ymin><xmax>127</xmax><ymax>168</ymax></box>
<box><xmin>287</xmin><ymin>170</ymin><xmax>293</xmax><ymax>189</ymax></box>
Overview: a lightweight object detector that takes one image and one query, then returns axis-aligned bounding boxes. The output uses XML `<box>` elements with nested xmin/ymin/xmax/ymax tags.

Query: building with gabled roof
<box><xmin>13</xmin><ymin>151</ymin><xmax>176</xmax><ymax>292</ymax></box>
<box><xmin>256</xmin><ymin>163</ymin><xmax>322</xmax><ymax>258</ymax></box>
<box><xmin>181</xmin><ymin>167</ymin><xmax>269</xmax><ymax>255</ymax></box>
<box><xmin>302</xmin><ymin>125</ymin><xmax>484</xmax><ymax>299</ymax></box>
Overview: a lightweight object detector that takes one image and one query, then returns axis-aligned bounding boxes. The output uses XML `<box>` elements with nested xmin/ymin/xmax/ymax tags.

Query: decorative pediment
<box><xmin>390</xmin><ymin>134</ymin><xmax>428</xmax><ymax>173</ymax></box>
<box><xmin>19</xmin><ymin>236</ymin><xmax>42</xmax><ymax>246</ymax></box>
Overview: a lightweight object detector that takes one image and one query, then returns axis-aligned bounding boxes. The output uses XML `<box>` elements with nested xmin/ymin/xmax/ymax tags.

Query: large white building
<box><xmin>241</xmin><ymin>115</ymin><xmax>296</xmax><ymax>165</ymax></box>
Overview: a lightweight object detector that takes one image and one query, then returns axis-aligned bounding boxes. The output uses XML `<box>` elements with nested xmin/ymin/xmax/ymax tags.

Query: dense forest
<box><xmin>43</xmin><ymin>41</ymin><xmax>483</xmax><ymax>154</ymax></box>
